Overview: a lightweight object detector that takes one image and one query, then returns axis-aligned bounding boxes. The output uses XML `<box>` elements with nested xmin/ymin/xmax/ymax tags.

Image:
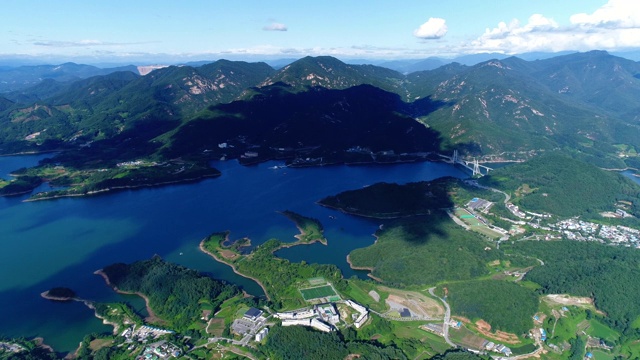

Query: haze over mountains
<box><xmin>1</xmin><ymin>50</ymin><xmax>639</xmax><ymax>169</ymax></box>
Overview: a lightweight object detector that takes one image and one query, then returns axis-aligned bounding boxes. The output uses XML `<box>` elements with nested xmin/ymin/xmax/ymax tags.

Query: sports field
<box><xmin>300</xmin><ymin>285</ymin><xmax>337</xmax><ymax>301</ymax></box>
<box><xmin>454</xmin><ymin>208</ymin><xmax>483</xmax><ymax>226</ymax></box>
<box><xmin>454</xmin><ymin>207</ymin><xmax>504</xmax><ymax>239</ymax></box>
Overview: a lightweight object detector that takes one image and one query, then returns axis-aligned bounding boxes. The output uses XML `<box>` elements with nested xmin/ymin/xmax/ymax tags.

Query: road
<box><xmin>428</xmin><ymin>287</ymin><xmax>457</xmax><ymax>348</ymax></box>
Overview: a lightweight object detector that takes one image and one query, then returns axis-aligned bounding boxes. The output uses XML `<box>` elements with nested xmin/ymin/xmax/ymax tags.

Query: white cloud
<box><xmin>34</xmin><ymin>39</ymin><xmax>153</xmax><ymax>47</ymax></box>
<box><xmin>465</xmin><ymin>0</ymin><xmax>640</xmax><ymax>54</ymax></box>
<box><xmin>570</xmin><ymin>0</ymin><xmax>640</xmax><ymax>28</ymax></box>
<box><xmin>413</xmin><ymin>18</ymin><xmax>448</xmax><ymax>39</ymax></box>
<box><xmin>263</xmin><ymin>22</ymin><xmax>288</xmax><ymax>31</ymax></box>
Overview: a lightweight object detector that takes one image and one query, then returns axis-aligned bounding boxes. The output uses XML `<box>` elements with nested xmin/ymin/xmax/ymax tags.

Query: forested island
<box><xmin>40</xmin><ymin>287</ymin><xmax>76</xmax><ymax>302</ymax></box>
<box><xmin>14</xmin><ymin>160</ymin><xmax>221</xmax><ymax>201</ymax></box>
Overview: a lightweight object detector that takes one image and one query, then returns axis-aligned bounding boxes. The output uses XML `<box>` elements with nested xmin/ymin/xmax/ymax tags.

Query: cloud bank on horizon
<box><xmin>2</xmin><ymin>0</ymin><xmax>640</xmax><ymax>63</ymax></box>
<box><xmin>466</xmin><ymin>0</ymin><xmax>640</xmax><ymax>54</ymax></box>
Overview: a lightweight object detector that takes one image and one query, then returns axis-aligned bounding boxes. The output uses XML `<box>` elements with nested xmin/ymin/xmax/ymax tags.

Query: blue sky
<box><xmin>2</xmin><ymin>0</ymin><xmax>639</xmax><ymax>64</ymax></box>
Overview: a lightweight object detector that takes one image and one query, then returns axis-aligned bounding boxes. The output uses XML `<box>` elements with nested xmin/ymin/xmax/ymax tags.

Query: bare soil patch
<box><xmin>377</xmin><ymin>286</ymin><xmax>444</xmax><ymax>318</ymax></box>
<box><xmin>474</xmin><ymin>320</ymin><xmax>520</xmax><ymax>344</ymax></box>
<box><xmin>218</xmin><ymin>249</ymin><xmax>239</xmax><ymax>260</ymax></box>
<box><xmin>544</xmin><ymin>294</ymin><xmax>606</xmax><ymax>316</ymax></box>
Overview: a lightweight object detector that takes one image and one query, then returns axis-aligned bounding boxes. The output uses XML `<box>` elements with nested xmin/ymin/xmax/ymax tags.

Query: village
<box><xmin>458</xmin><ymin>185</ymin><xmax>640</xmax><ymax>247</ymax></box>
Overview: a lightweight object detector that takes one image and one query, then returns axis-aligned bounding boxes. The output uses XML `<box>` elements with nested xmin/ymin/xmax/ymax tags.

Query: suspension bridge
<box><xmin>439</xmin><ymin>150</ymin><xmax>493</xmax><ymax>176</ymax></box>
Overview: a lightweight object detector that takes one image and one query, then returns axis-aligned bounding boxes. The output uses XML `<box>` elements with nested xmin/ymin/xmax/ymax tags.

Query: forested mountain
<box><xmin>1</xmin><ymin>51</ymin><xmax>640</xmax><ymax>171</ymax></box>
<box><xmin>0</xmin><ymin>62</ymin><xmax>139</xmax><ymax>92</ymax></box>
<box><xmin>411</xmin><ymin>55</ymin><xmax>640</xmax><ymax>165</ymax></box>
<box><xmin>259</xmin><ymin>56</ymin><xmax>407</xmax><ymax>95</ymax></box>
<box><xmin>0</xmin><ymin>60</ymin><xmax>275</xmax><ymax>155</ymax></box>
<box><xmin>163</xmin><ymin>83</ymin><xmax>443</xmax><ymax>160</ymax></box>
<box><xmin>503</xmin><ymin>51</ymin><xmax>640</xmax><ymax>122</ymax></box>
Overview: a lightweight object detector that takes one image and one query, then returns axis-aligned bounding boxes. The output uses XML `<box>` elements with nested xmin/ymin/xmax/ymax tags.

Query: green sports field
<box><xmin>454</xmin><ymin>207</ymin><xmax>503</xmax><ymax>239</ymax></box>
<box><xmin>300</xmin><ymin>285</ymin><xmax>337</xmax><ymax>301</ymax></box>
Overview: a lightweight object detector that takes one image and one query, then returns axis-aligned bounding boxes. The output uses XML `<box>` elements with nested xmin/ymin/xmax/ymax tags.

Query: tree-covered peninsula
<box><xmin>98</xmin><ymin>256</ymin><xmax>239</xmax><ymax>331</ymax></box>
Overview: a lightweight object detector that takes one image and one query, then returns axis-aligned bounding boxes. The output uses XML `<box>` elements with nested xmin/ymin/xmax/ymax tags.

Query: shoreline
<box><xmin>346</xmin><ymin>254</ymin><xmax>384</xmax><ymax>282</ymax></box>
<box><xmin>0</xmin><ymin>150</ymin><xmax>62</xmax><ymax>157</ymax></box>
<box><xmin>316</xmin><ymin>201</ymin><xmax>433</xmax><ymax>220</ymax></box>
<box><xmin>40</xmin><ymin>291</ymin><xmax>76</xmax><ymax>302</ymax></box>
<box><xmin>198</xmin><ymin>239</ymin><xmax>272</xmax><ymax>301</ymax></box>
<box><xmin>345</xmin><ymin>232</ymin><xmax>385</xmax><ymax>283</ymax></box>
<box><xmin>83</xmin><ymin>301</ymin><xmax>121</xmax><ymax>335</ymax></box>
<box><xmin>22</xmin><ymin>173</ymin><xmax>220</xmax><ymax>202</ymax></box>
<box><xmin>278</xmin><ymin>210</ymin><xmax>328</xmax><ymax>245</ymax></box>
<box><xmin>94</xmin><ymin>269</ymin><xmax>163</xmax><ymax>324</ymax></box>
<box><xmin>40</xmin><ymin>290</ymin><xmax>121</xmax><ymax>335</ymax></box>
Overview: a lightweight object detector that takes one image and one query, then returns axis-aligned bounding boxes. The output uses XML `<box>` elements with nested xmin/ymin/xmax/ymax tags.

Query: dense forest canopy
<box><xmin>348</xmin><ymin>214</ymin><xmax>507</xmax><ymax>286</ymax></box>
<box><xmin>506</xmin><ymin>241</ymin><xmax>640</xmax><ymax>333</ymax></box>
<box><xmin>446</xmin><ymin>280</ymin><xmax>538</xmax><ymax>335</ymax></box>
<box><xmin>101</xmin><ymin>257</ymin><xmax>239</xmax><ymax>331</ymax></box>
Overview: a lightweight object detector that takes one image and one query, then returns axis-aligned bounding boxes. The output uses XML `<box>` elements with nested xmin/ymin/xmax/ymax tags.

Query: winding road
<box><xmin>428</xmin><ymin>287</ymin><xmax>457</xmax><ymax>348</ymax></box>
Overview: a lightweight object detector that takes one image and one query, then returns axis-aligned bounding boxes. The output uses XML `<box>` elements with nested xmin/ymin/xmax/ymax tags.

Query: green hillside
<box><xmin>505</xmin><ymin>240</ymin><xmax>640</xmax><ymax>333</ymax></box>
<box><xmin>479</xmin><ymin>153</ymin><xmax>640</xmax><ymax>217</ymax></box>
<box><xmin>347</xmin><ymin>214</ymin><xmax>504</xmax><ymax>286</ymax></box>
<box><xmin>446</xmin><ymin>280</ymin><xmax>538</xmax><ymax>335</ymax></box>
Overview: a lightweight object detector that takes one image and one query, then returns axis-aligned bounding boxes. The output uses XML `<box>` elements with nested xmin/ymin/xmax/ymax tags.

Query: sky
<box><xmin>2</xmin><ymin>0</ymin><xmax>640</xmax><ymax>64</ymax></box>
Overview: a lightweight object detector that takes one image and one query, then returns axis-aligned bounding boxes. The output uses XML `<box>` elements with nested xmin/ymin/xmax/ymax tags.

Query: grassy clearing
<box><xmin>590</xmin><ymin>349</ymin><xmax>615</xmax><ymax>360</ymax></box>
<box><xmin>89</xmin><ymin>338</ymin><xmax>113</xmax><ymax>351</ymax></box>
<box><xmin>300</xmin><ymin>285</ymin><xmax>337</xmax><ymax>300</ymax></box>
<box><xmin>587</xmin><ymin>319</ymin><xmax>619</xmax><ymax>343</ymax></box>
<box><xmin>207</xmin><ymin>318</ymin><xmax>226</xmax><ymax>336</ymax></box>
<box><xmin>620</xmin><ymin>341</ymin><xmax>640</xmax><ymax>359</ymax></box>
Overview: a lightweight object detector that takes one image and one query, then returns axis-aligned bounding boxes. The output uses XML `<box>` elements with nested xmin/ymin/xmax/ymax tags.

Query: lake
<box><xmin>0</xmin><ymin>155</ymin><xmax>469</xmax><ymax>352</ymax></box>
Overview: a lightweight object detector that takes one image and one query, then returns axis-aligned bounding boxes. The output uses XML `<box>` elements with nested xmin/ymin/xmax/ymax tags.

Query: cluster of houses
<box><xmin>0</xmin><ymin>341</ymin><xmax>25</xmax><ymax>354</ymax></box>
<box><xmin>547</xmin><ymin>218</ymin><xmax>640</xmax><ymax>245</ymax></box>
<box><xmin>506</xmin><ymin>203</ymin><xmax>527</xmax><ymax>218</ymax></box>
<box><xmin>483</xmin><ymin>340</ymin><xmax>512</xmax><ymax>357</ymax></box>
<box><xmin>116</xmin><ymin>160</ymin><xmax>148</xmax><ymax>167</ymax></box>
<box><xmin>121</xmin><ymin>325</ymin><xmax>174</xmax><ymax>343</ymax></box>
<box><xmin>136</xmin><ymin>341</ymin><xmax>181</xmax><ymax>360</ymax></box>
<box><xmin>420</xmin><ymin>320</ymin><xmax>461</xmax><ymax>337</ymax></box>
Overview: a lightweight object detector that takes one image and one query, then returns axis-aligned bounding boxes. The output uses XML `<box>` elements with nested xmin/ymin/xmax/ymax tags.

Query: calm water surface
<box><xmin>0</xmin><ymin>155</ymin><xmax>468</xmax><ymax>352</ymax></box>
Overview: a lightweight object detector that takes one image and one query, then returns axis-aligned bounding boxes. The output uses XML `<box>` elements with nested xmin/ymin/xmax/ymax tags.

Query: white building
<box><xmin>310</xmin><ymin>318</ymin><xmax>333</xmax><ymax>332</ymax></box>
<box><xmin>255</xmin><ymin>327</ymin><xmax>269</xmax><ymax>342</ymax></box>
<box><xmin>345</xmin><ymin>300</ymin><xmax>369</xmax><ymax>328</ymax></box>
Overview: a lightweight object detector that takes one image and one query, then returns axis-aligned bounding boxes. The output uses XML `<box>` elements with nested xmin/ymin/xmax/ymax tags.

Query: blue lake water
<box><xmin>623</xmin><ymin>170</ymin><xmax>640</xmax><ymax>185</ymax></box>
<box><xmin>0</xmin><ymin>155</ymin><xmax>469</xmax><ymax>352</ymax></box>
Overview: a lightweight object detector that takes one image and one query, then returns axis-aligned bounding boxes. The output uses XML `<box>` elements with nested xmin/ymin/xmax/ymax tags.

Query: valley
<box><xmin>2</xmin><ymin>51</ymin><xmax>640</xmax><ymax>360</ymax></box>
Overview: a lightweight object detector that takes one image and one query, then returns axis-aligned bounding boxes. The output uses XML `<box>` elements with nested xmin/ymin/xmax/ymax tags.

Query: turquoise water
<box><xmin>623</xmin><ymin>170</ymin><xmax>640</xmax><ymax>185</ymax></box>
<box><xmin>0</xmin><ymin>155</ymin><xmax>468</xmax><ymax>352</ymax></box>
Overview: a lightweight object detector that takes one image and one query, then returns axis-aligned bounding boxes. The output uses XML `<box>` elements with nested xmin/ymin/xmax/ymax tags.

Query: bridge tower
<box><xmin>452</xmin><ymin>150</ymin><xmax>459</xmax><ymax>164</ymax></box>
<box><xmin>472</xmin><ymin>159</ymin><xmax>480</xmax><ymax>176</ymax></box>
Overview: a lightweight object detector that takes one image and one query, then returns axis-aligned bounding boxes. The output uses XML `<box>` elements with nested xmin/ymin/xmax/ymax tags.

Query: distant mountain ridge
<box><xmin>1</xmin><ymin>51</ymin><xmax>640</xmax><ymax>170</ymax></box>
<box><xmin>0</xmin><ymin>62</ymin><xmax>139</xmax><ymax>92</ymax></box>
